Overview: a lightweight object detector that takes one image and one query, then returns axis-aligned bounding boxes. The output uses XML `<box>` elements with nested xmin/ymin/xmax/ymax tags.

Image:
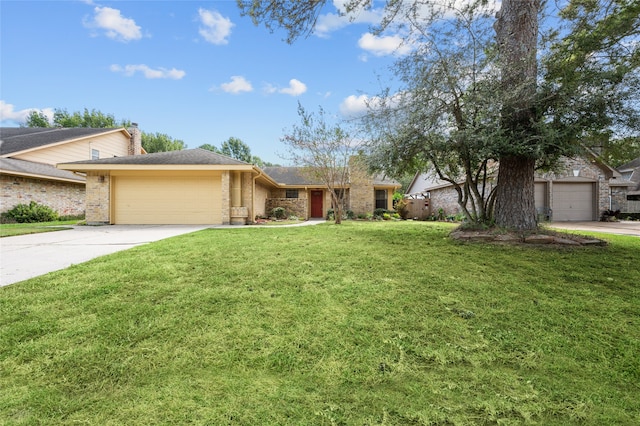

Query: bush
<box><xmin>271</xmin><ymin>207</ymin><xmax>287</xmax><ymax>219</ymax></box>
<box><xmin>1</xmin><ymin>201</ymin><xmax>58</xmax><ymax>223</ymax></box>
<box><xmin>373</xmin><ymin>208</ymin><xmax>387</xmax><ymax>219</ymax></box>
<box><xmin>326</xmin><ymin>209</ymin><xmax>334</xmax><ymax>220</ymax></box>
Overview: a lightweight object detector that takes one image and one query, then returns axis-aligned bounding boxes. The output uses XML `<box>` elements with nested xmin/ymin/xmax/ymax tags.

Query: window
<box><xmin>91</xmin><ymin>149</ymin><xmax>100</xmax><ymax>160</ymax></box>
<box><xmin>375</xmin><ymin>189</ymin><xmax>387</xmax><ymax>209</ymax></box>
<box><xmin>628</xmin><ymin>194</ymin><xmax>640</xmax><ymax>201</ymax></box>
<box><xmin>286</xmin><ymin>189</ymin><xmax>299</xmax><ymax>199</ymax></box>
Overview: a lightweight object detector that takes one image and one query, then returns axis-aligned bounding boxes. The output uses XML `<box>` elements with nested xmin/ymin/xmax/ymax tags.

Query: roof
<box><xmin>263</xmin><ymin>167</ymin><xmax>323</xmax><ymax>185</ymax></box>
<box><xmin>0</xmin><ymin>157</ymin><xmax>85</xmax><ymax>183</ymax></box>
<box><xmin>60</xmin><ymin>148</ymin><xmax>250</xmax><ymax>166</ymax></box>
<box><xmin>263</xmin><ymin>166</ymin><xmax>400</xmax><ymax>187</ymax></box>
<box><xmin>617</xmin><ymin>157</ymin><xmax>640</xmax><ymax>173</ymax></box>
<box><xmin>0</xmin><ymin>127</ymin><xmax>129</xmax><ymax>156</ymax></box>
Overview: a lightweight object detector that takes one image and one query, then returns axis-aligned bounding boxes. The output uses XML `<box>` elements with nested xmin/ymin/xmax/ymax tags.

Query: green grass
<box><xmin>1</xmin><ymin>221</ymin><xmax>638</xmax><ymax>424</ymax></box>
<box><xmin>0</xmin><ymin>220</ymin><xmax>82</xmax><ymax>238</ymax></box>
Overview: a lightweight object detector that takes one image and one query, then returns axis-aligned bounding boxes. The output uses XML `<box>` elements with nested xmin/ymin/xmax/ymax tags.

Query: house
<box><xmin>406</xmin><ymin>153</ymin><xmax>630</xmax><ymax>221</ymax></box>
<box><xmin>613</xmin><ymin>157</ymin><xmax>640</xmax><ymax>213</ymax></box>
<box><xmin>57</xmin><ymin>150</ymin><xmax>400</xmax><ymax>225</ymax></box>
<box><xmin>0</xmin><ymin>126</ymin><xmax>143</xmax><ymax>217</ymax></box>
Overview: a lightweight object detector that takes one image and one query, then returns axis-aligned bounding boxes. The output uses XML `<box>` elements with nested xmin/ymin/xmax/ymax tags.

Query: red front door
<box><xmin>311</xmin><ymin>190</ymin><xmax>323</xmax><ymax>218</ymax></box>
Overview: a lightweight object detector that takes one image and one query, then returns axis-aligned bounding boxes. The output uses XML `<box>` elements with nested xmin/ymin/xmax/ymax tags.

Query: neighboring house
<box><xmin>0</xmin><ymin>126</ymin><xmax>143</xmax><ymax>216</ymax></box>
<box><xmin>406</xmin><ymin>153</ymin><xmax>630</xmax><ymax>221</ymax></box>
<box><xmin>57</xmin><ymin>150</ymin><xmax>400</xmax><ymax>225</ymax></box>
<box><xmin>614</xmin><ymin>157</ymin><xmax>640</xmax><ymax>213</ymax></box>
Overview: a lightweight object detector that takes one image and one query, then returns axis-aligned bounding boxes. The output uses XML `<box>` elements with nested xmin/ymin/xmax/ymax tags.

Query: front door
<box><xmin>311</xmin><ymin>190</ymin><xmax>323</xmax><ymax>218</ymax></box>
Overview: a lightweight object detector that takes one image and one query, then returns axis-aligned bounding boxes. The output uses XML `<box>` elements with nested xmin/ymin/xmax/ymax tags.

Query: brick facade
<box><xmin>85</xmin><ymin>172</ymin><xmax>110</xmax><ymax>224</ymax></box>
<box><xmin>0</xmin><ymin>174</ymin><xmax>85</xmax><ymax>216</ymax></box>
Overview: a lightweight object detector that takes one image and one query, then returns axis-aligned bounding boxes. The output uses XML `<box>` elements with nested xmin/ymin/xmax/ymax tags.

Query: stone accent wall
<box><xmin>221</xmin><ymin>171</ymin><xmax>230</xmax><ymax>225</ymax></box>
<box><xmin>241</xmin><ymin>172</ymin><xmax>253</xmax><ymax>221</ymax></box>
<box><xmin>0</xmin><ymin>175</ymin><xmax>85</xmax><ymax>216</ymax></box>
<box><xmin>85</xmin><ymin>172</ymin><xmax>110</xmax><ymax>224</ymax></box>
<box><xmin>253</xmin><ymin>182</ymin><xmax>270</xmax><ymax>219</ymax></box>
<box><xmin>265</xmin><ymin>198</ymin><xmax>307</xmax><ymax>218</ymax></box>
<box><xmin>611</xmin><ymin>186</ymin><xmax>628</xmax><ymax>212</ymax></box>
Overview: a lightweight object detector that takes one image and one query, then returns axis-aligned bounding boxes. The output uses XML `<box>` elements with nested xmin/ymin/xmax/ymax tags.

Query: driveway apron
<box><xmin>1</xmin><ymin>225</ymin><xmax>210</xmax><ymax>287</ymax></box>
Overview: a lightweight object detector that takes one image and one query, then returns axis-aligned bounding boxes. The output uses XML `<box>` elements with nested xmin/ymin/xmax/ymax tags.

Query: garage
<box><xmin>113</xmin><ymin>173</ymin><xmax>221</xmax><ymax>224</ymax></box>
<box><xmin>552</xmin><ymin>182</ymin><xmax>595</xmax><ymax>221</ymax></box>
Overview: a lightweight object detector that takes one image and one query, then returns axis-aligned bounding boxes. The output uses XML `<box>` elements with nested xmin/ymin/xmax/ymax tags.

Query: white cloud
<box><xmin>340</xmin><ymin>93</ymin><xmax>403</xmax><ymax>117</ymax></box>
<box><xmin>358</xmin><ymin>33</ymin><xmax>412</xmax><ymax>57</ymax></box>
<box><xmin>198</xmin><ymin>8</ymin><xmax>234</xmax><ymax>45</ymax></box>
<box><xmin>110</xmin><ymin>64</ymin><xmax>186</xmax><ymax>79</ymax></box>
<box><xmin>0</xmin><ymin>101</ymin><xmax>53</xmax><ymax>125</ymax></box>
<box><xmin>279</xmin><ymin>79</ymin><xmax>307</xmax><ymax>96</ymax></box>
<box><xmin>315</xmin><ymin>0</ymin><xmax>383</xmax><ymax>38</ymax></box>
<box><xmin>219</xmin><ymin>76</ymin><xmax>253</xmax><ymax>94</ymax></box>
<box><xmin>85</xmin><ymin>6</ymin><xmax>142</xmax><ymax>42</ymax></box>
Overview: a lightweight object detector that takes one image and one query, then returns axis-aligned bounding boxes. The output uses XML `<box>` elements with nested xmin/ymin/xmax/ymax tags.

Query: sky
<box><xmin>0</xmin><ymin>0</ymin><xmax>414</xmax><ymax>165</ymax></box>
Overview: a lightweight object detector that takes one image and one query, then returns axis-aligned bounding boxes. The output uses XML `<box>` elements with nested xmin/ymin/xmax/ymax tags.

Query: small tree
<box><xmin>283</xmin><ymin>103</ymin><xmax>357</xmax><ymax>224</ymax></box>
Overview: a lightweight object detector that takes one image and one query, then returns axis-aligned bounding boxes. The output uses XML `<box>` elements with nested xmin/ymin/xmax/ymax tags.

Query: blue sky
<box><xmin>0</xmin><ymin>0</ymin><xmax>413</xmax><ymax>164</ymax></box>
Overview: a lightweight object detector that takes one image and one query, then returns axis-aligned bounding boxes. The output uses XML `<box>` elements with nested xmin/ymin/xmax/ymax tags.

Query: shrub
<box><xmin>271</xmin><ymin>207</ymin><xmax>287</xmax><ymax>219</ymax></box>
<box><xmin>326</xmin><ymin>209</ymin><xmax>334</xmax><ymax>220</ymax></box>
<box><xmin>345</xmin><ymin>210</ymin><xmax>355</xmax><ymax>220</ymax></box>
<box><xmin>1</xmin><ymin>201</ymin><xmax>58</xmax><ymax>223</ymax></box>
<box><xmin>382</xmin><ymin>213</ymin><xmax>391</xmax><ymax>220</ymax></box>
<box><xmin>394</xmin><ymin>198</ymin><xmax>409</xmax><ymax>219</ymax></box>
<box><xmin>373</xmin><ymin>208</ymin><xmax>387</xmax><ymax>219</ymax></box>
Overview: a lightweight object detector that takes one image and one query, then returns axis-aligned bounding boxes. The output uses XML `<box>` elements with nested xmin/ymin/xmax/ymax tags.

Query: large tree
<box><xmin>200</xmin><ymin>137</ymin><xmax>277</xmax><ymax>167</ymax></box>
<box><xmin>142</xmin><ymin>132</ymin><xmax>186</xmax><ymax>153</ymax></box>
<box><xmin>238</xmin><ymin>0</ymin><xmax>639</xmax><ymax>230</ymax></box>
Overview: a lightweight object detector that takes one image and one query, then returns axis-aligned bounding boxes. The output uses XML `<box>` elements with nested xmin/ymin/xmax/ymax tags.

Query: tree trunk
<box><xmin>493</xmin><ymin>0</ymin><xmax>540</xmax><ymax>230</ymax></box>
<box><xmin>494</xmin><ymin>156</ymin><xmax>537</xmax><ymax>230</ymax></box>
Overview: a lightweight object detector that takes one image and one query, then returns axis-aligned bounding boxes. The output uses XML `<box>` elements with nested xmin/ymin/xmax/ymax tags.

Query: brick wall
<box><xmin>265</xmin><ymin>198</ymin><xmax>307</xmax><ymax>218</ymax></box>
<box><xmin>0</xmin><ymin>175</ymin><xmax>85</xmax><ymax>216</ymax></box>
<box><xmin>349</xmin><ymin>157</ymin><xmax>374</xmax><ymax>215</ymax></box>
<box><xmin>429</xmin><ymin>187</ymin><xmax>462</xmax><ymax>216</ymax></box>
<box><xmin>85</xmin><ymin>172</ymin><xmax>110</xmax><ymax>224</ymax></box>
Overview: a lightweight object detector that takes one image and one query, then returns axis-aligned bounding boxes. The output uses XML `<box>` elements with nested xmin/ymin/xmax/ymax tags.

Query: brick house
<box><xmin>614</xmin><ymin>157</ymin><xmax>640</xmax><ymax>213</ymax></box>
<box><xmin>0</xmin><ymin>126</ymin><xmax>143</xmax><ymax>217</ymax></box>
<box><xmin>406</xmin><ymin>153</ymin><xmax>632</xmax><ymax>221</ymax></box>
<box><xmin>57</xmin><ymin>151</ymin><xmax>400</xmax><ymax>225</ymax></box>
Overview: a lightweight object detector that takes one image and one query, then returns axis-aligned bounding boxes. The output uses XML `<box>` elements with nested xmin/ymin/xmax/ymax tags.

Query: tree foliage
<box><xmin>24</xmin><ymin>110</ymin><xmax>51</xmax><ymax>128</ymax></box>
<box><xmin>141</xmin><ymin>132</ymin><xmax>186</xmax><ymax>153</ymax></box>
<box><xmin>283</xmin><ymin>103</ymin><xmax>358</xmax><ymax>224</ymax></box>
<box><xmin>199</xmin><ymin>137</ymin><xmax>277</xmax><ymax>167</ymax></box>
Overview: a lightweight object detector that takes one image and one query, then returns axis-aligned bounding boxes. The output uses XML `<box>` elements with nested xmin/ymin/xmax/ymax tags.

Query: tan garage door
<box><xmin>114</xmin><ymin>175</ymin><xmax>221</xmax><ymax>224</ymax></box>
<box><xmin>552</xmin><ymin>182</ymin><xmax>595</xmax><ymax>221</ymax></box>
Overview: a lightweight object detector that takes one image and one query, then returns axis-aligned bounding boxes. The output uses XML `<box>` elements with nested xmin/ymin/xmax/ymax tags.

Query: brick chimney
<box><xmin>128</xmin><ymin>123</ymin><xmax>142</xmax><ymax>156</ymax></box>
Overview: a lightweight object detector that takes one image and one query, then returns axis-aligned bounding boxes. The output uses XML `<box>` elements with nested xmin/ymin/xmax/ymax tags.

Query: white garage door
<box><xmin>114</xmin><ymin>175</ymin><xmax>221</xmax><ymax>224</ymax></box>
<box><xmin>552</xmin><ymin>182</ymin><xmax>595</xmax><ymax>221</ymax></box>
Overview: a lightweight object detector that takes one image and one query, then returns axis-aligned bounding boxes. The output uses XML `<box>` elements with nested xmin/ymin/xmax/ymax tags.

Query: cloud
<box><xmin>198</xmin><ymin>8</ymin><xmax>234</xmax><ymax>45</ymax></box>
<box><xmin>340</xmin><ymin>93</ymin><xmax>402</xmax><ymax>117</ymax></box>
<box><xmin>84</xmin><ymin>6</ymin><xmax>142</xmax><ymax>42</ymax></box>
<box><xmin>279</xmin><ymin>79</ymin><xmax>307</xmax><ymax>96</ymax></box>
<box><xmin>358</xmin><ymin>33</ymin><xmax>412</xmax><ymax>57</ymax></box>
<box><xmin>219</xmin><ymin>76</ymin><xmax>253</xmax><ymax>94</ymax></box>
<box><xmin>110</xmin><ymin>64</ymin><xmax>186</xmax><ymax>79</ymax></box>
<box><xmin>315</xmin><ymin>0</ymin><xmax>383</xmax><ymax>37</ymax></box>
<box><xmin>0</xmin><ymin>101</ymin><xmax>54</xmax><ymax>124</ymax></box>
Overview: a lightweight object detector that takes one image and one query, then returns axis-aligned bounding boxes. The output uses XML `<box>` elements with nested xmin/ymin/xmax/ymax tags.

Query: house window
<box><xmin>375</xmin><ymin>189</ymin><xmax>387</xmax><ymax>209</ymax></box>
<box><xmin>91</xmin><ymin>149</ymin><xmax>100</xmax><ymax>160</ymax></box>
<box><xmin>628</xmin><ymin>194</ymin><xmax>640</xmax><ymax>201</ymax></box>
<box><xmin>286</xmin><ymin>189</ymin><xmax>299</xmax><ymax>199</ymax></box>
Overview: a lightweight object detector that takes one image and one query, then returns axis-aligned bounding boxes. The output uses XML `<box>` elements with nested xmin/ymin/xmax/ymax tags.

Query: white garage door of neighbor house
<box><xmin>552</xmin><ymin>182</ymin><xmax>595</xmax><ymax>221</ymax></box>
<box><xmin>114</xmin><ymin>175</ymin><xmax>221</xmax><ymax>224</ymax></box>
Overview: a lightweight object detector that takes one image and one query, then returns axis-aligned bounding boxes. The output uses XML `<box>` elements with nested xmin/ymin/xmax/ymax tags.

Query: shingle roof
<box><xmin>0</xmin><ymin>158</ymin><xmax>85</xmax><ymax>182</ymax></box>
<box><xmin>61</xmin><ymin>148</ymin><xmax>250</xmax><ymax>166</ymax></box>
<box><xmin>0</xmin><ymin>127</ymin><xmax>125</xmax><ymax>156</ymax></box>
<box><xmin>263</xmin><ymin>166</ymin><xmax>400</xmax><ymax>187</ymax></box>
<box><xmin>617</xmin><ymin>157</ymin><xmax>640</xmax><ymax>173</ymax></box>
<box><xmin>262</xmin><ymin>167</ymin><xmax>323</xmax><ymax>185</ymax></box>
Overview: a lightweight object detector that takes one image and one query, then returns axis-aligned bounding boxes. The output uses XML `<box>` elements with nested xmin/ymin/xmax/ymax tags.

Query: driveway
<box><xmin>545</xmin><ymin>221</ymin><xmax>640</xmax><ymax>237</ymax></box>
<box><xmin>0</xmin><ymin>225</ymin><xmax>211</xmax><ymax>287</ymax></box>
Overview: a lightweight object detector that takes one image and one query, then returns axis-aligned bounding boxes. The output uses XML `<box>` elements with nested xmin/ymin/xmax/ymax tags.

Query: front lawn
<box><xmin>0</xmin><ymin>220</ymin><xmax>82</xmax><ymax>238</ymax></box>
<box><xmin>1</xmin><ymin>221</ymin><xmax>638</xmax><ymax>424</ymax></box>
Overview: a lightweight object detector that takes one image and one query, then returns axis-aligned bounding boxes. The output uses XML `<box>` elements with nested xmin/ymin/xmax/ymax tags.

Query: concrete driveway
<box><xmin>545</xmin><ymin>221</ymin><xmax>640</xmax><ymax>237</ymax></box>
<box><xmin>0</xmin><ymin>225</ymin><xmax>211</xmax><ymax>287</ymax></box>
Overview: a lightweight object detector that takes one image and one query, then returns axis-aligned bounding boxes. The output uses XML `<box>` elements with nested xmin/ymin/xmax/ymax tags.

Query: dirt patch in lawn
<box><xmin>450</xmin><ymin>226</ymin><xmax>608</xmax><ymax>246</ymax></box>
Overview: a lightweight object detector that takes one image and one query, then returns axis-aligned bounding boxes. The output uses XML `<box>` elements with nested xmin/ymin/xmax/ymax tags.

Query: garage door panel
<box><xmin>552</xmin><ymin>182</ymin><xmax>594</xmax><ymax>221</ymax></box>
<box><xmin>114</xmin><ymin>176</ymin><xmax>221</xmax><ymax>224</ymax></box>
